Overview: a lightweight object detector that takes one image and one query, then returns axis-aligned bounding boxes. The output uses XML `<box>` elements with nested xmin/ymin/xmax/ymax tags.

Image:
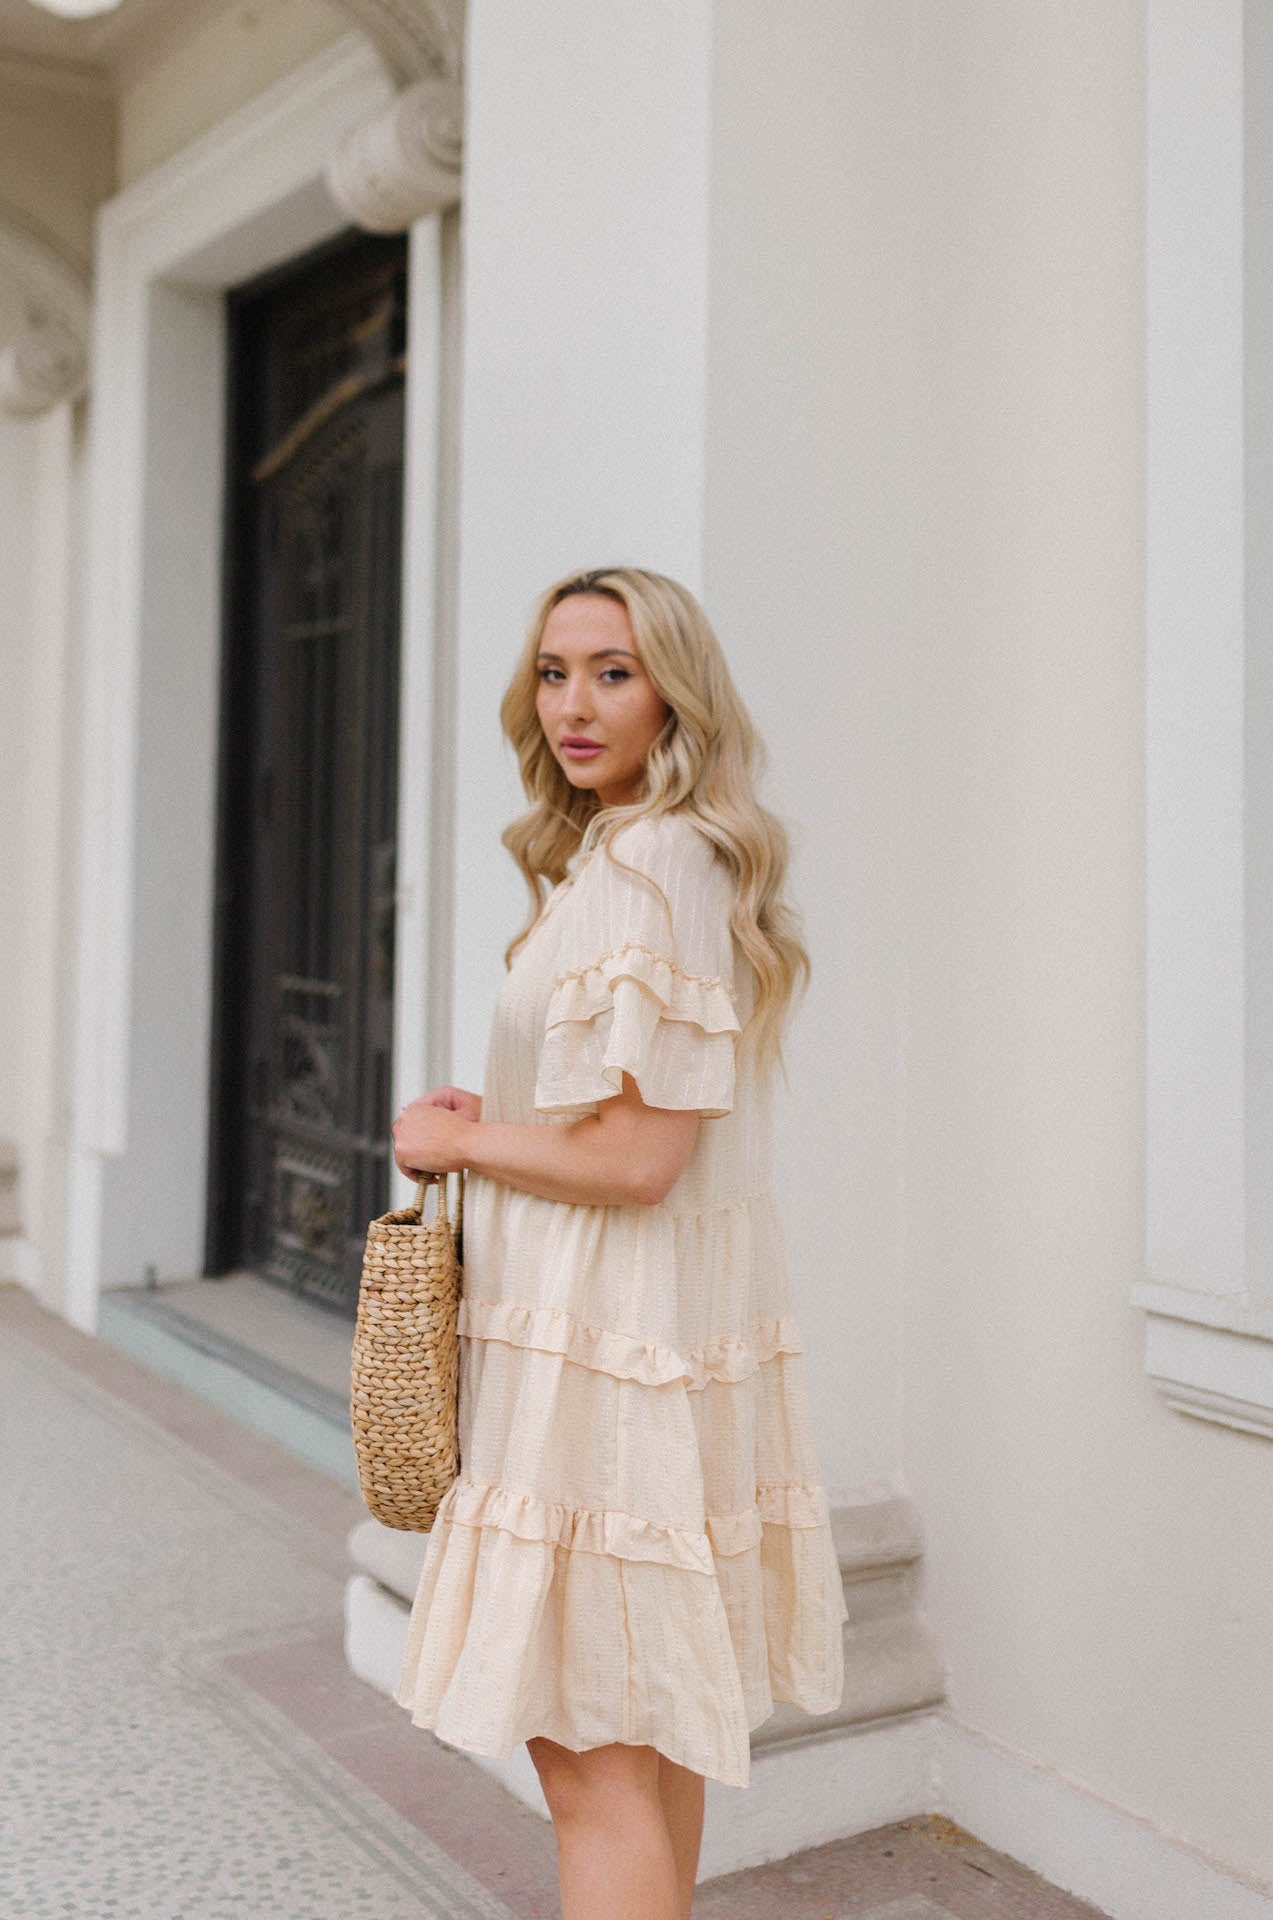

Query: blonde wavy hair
<box><xmin>498</xmin><ymin>566</ymin><xmax>811</xmax><ymax>1080</ymax></box>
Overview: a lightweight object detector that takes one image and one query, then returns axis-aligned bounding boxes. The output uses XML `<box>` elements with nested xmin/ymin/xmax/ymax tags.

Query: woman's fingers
<box><xmin>393</xmin><ymin>1149</ymin><xmax>438</xmax><ymax>1181</ymax></box>
<box><xmin>430</xmin><ymin>1086</ymin><xmax>481</xmax><ymax>1118</ymax></box>
<box><xmin>396</xmin><ymin>1086</ymin><xmax>481</xmax><ymax>1122</ymax></box>
<box><xmin>390</xmin><ymin>1090</ymin><xmax>474</xmax><ymax>1185</ymax></box>
<box><xmin>391</xmin><ymin>1099</ymin><xmax>466</xmax><ymax>1178</ymax></box>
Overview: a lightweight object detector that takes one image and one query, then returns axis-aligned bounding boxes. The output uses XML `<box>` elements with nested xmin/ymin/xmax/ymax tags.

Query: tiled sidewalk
<box><xmin>0</xmin><ymin>1283</ymin><xmax>1110</xmax><ymax>1920</ymax></box>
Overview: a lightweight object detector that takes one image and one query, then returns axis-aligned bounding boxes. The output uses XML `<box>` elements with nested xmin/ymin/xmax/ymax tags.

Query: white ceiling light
<box><xmin>25</xmin><ymin>0</ymin><xmax>124</xmax><ymax>17</ymax></box>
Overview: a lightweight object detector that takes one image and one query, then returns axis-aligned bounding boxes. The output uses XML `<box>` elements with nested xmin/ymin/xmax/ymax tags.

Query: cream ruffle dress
<box><xmin>393</xmin><ymin>811</ymin><xmax>847</xmax><ymax>1787</ymax></box>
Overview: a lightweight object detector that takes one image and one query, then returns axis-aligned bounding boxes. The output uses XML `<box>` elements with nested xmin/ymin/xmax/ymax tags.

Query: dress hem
<box><xmin>391</xmin><ymin>1679</ymin><xmax>849</xmax><ymax>1793</ymax></box>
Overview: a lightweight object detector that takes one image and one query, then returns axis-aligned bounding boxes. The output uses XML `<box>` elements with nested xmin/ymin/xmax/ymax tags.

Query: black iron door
<box><xmin>206</xmin><ymin>228</ymin><xmax>407</xmax><ymax>1314</ymax></box>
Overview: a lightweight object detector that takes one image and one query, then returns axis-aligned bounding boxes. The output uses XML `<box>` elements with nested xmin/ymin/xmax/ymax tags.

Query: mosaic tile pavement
<box><xmin>0</xmin><ymin>1299</ymin><xmax>512</xmax><ymax>1920</ymax></box>
<box><xmin>0</xmin><ymin>1283</ymin><xmax>1112</xmax><ymax>1920</ymax></box>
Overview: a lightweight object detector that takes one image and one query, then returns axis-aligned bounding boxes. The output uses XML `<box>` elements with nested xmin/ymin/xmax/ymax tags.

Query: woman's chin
<box><xmin>558</xmin><ymin>758</ymin><xmax>609</xmax><ymax>791</ymax></box>
<box><xmin>555</xmin><ymin>756</ymin><xmax>639</xmax><ymax>808</ymax></box>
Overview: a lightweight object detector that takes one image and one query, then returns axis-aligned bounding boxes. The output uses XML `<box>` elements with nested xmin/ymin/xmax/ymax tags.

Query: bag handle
<box><xmin>413</xmin><ymin>1169</ymin><xmax>466</xmax><ymax>1237</ymax></box>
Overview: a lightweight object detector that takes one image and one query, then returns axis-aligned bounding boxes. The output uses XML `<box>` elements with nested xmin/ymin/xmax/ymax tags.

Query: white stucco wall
<box><xmin>904</xmin><ymin>0</ymin><xmax>1273</xmax><ymax>1885</ymax></box>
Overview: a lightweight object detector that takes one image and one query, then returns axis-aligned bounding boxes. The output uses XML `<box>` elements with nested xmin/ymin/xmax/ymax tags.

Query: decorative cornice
<box><xmin>325</xmin><ymin>70</ymin><xmax>462</xmax><ymax>233</ymax></box>
<box><xmin>0</xmin><ymin>16</ymin><xmax>466</xmax><ymax>403</ymax></box>
<box><xmin>0</xmin><ymin>206</ymin><xmax>91</xmax><ymax>417</ymax></box>
<box><xmin>331</xmin><ymin>0</ymin><xmax>464</xmax><ymax>85</ymax></box>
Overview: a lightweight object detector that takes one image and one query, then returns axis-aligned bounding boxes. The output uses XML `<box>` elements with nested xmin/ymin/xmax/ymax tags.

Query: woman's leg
<box><xmin>656</xmin><ymin>1752</ymin><xmax>705</xmax><ymax>1917</ymax></box>
<box><xmin>527</xmin><ymin>1737</ymin><xmax>687</xmax><ymax>1920</ymax></box>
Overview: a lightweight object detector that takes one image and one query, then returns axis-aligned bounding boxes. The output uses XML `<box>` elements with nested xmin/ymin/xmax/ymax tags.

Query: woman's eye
<box><xmin>537</xmin><ymin>665</ymin><xmax>630</xmax><ymax>685</ymax></box>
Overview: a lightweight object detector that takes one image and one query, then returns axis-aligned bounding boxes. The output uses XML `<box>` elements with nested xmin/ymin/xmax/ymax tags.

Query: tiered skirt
<box><xmin>392</xmin><ymin>1185</ymin><xmax>849</xmax><ymax>1789</ymax></box>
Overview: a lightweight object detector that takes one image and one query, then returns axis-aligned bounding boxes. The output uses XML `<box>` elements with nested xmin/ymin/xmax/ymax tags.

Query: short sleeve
<box><xmin>533</xmin><ymin>814</ymin><xmax>742</xmax><ymax>1118</ymax></box>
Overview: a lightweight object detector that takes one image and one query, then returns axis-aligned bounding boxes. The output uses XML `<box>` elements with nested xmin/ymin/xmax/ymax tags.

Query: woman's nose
<box><xmin>564</xmin><ymin>678</ymin><xmax>593</xmax><ymax>720</ymax></box>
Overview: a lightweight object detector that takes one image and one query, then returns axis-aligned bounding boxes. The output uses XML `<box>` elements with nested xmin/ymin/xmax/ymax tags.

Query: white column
<box><xmin>0</xmin><ymin>415</ymin><xmax>41</xmax><ymax>1244</ymax></box>
<box><xmin>449</xmin><ymin>0</ymin><xmax>714</xmax><ymax>1091</ymax></box>
<box><xmin>451</xmin><ymin>0</ymin><xmax>913</xmax><ymax>1500</ymax></box>
<box><xmin>371</xmin><ymin>9</ymin><xmax>935</xmax><ymax>1862</ymax></box>
<box><xmin>702</xmin><ymin>0</ymin><xmax>914</xmax><ymax>1492</ymax></box>
<box><xmin>0</xmin><ymin>403</ymin><xmax>78</xmax><ymax>1299</ymax></box>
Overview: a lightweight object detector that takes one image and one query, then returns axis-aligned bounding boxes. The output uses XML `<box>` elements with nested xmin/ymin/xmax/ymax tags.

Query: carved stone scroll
<box><xmin>325</xmin><ymin>71</ymin><xmax>463</xmax><ymax>233</ymax></box>
<box><xmin>330</xmin><ymin>0</ymin><xmax>464</xmax><ymax>85</ymax></box>
<box><xmin>0</xmin><ymin>207</ymin><xmax>91</xmax><ymax>418</ymax></box>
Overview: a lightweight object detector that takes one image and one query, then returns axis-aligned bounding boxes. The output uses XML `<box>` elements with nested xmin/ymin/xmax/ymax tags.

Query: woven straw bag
<box><xmin>350</xmin><ymin>1169</ymin><xmax>465</xmax><ymax>1531</ymax></box>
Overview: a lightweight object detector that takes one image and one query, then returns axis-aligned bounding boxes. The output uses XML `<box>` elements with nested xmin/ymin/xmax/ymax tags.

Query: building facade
<box><xmin>1</xmin><ymin>0</ymin><xmax>1270</xmax><ymax>1909</ymax></box>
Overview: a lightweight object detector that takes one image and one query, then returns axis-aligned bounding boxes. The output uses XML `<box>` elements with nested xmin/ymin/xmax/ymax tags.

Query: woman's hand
<box><xmin>413</xmin><ymin>1083</ymin><xmax>482</xmax><ymax>1122</ymax></box>
<box><xmin>391</xmin><ymin>1092</ymin><xmax>477</xmax><ymax>1180</ymax></box>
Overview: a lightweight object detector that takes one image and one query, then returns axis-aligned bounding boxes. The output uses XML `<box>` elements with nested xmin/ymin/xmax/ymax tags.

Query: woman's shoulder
<box><xmin>560</xmin><ymin>810</ymin><xmax>739</xmax><ymax>978</ymax></box>
<box><xmin>603</xmin><ymin>808</ymin><xmax>728</xmax><ymax>880</ymax></box>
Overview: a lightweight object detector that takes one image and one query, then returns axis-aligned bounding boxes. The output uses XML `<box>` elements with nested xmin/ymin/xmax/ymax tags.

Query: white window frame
<box><xmin>1133</xmin><ymin>0</ymin><xmax>1273</xmax><ymax>1436</ymax></box>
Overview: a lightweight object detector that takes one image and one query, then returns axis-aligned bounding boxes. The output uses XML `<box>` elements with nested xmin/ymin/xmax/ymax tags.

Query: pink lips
<box><xmin>561</xmin><ymin>738</ymin><xmax>603</xmax><ymax>758</ymax></box>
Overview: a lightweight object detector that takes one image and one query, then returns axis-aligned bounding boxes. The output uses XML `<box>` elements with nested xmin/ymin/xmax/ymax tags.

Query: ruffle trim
<box><xmin>457</xmin><ymin>1295</ymin><xmax>803</xmax><ymax>1389</ymax></box>
<box><xmin>535</xmin><ymin>943</ymin><xmax>741</xmax><ymax>1117</ymax></box>
<box><xmin>549</xmin><ymin>941</ymin><xmax>741</xmax><ymax>1032</ymax></box>
<box><xmin>438</xmin><ymin>1477</ymin><xmax>833</xmax><ymax>1574</ymax></box>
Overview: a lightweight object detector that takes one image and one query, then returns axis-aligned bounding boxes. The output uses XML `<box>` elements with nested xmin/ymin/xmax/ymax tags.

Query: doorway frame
<box><xmin>206</xmin><ymin>223</ymin><xmax>411</xmax><ymax>1301</ymax></box>
<box><xmin>64</xmin><ymin>32</ymin><xmax>456</xmax><ymax>1330</ymax></box>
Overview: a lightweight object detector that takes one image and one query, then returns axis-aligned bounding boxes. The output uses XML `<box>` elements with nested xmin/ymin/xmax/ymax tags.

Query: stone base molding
<box><xmin>758</xmin><ymin>1494</ymin><xmax>946</xmax><ymax>1747</ymax></box>
<box><xmin>929</xmin><ymin>1715</ymin><xmax>1273</xmax><ymax>1920</ymax></box>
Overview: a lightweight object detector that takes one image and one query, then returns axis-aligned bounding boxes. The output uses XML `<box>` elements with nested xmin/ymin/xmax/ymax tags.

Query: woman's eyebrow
<box><xmin>536</xmin><ymin>648</ymin><xmax>639</xmax><ymax>662</ymax></box>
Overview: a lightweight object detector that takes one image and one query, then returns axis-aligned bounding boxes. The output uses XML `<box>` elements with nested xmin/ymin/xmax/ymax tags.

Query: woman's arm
<box><xmin>391</xmin><ymin>1074</ymin><xmax>700</xmax><ymax>1208</ymax></box>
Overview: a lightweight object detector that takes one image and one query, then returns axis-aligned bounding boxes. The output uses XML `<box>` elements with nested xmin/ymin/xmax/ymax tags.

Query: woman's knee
<box><xmin>528</xmin><ymin>1738</ymin><xmax>661</xmax><ymax>1830</ymax></box>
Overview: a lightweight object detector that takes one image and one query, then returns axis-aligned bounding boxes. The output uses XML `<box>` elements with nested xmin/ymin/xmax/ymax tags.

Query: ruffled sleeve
<box><xmin>534</xmin><ymin>813</ymin><xmax>742</xmax><ymax>1118</ymax></box>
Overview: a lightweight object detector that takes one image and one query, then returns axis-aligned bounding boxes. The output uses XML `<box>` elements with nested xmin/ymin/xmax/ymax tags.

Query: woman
<box><xmin>390</xmin><ymin>567</ymin><xmax>847</xmax><ymax>1920</ymax></box>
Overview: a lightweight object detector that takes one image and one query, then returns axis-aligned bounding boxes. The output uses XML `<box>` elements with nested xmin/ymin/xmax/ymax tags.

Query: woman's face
<box><xmin>535</xmin><ymin>592</ymin><xmax>671</xmax><ymax>808</ymax></box>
